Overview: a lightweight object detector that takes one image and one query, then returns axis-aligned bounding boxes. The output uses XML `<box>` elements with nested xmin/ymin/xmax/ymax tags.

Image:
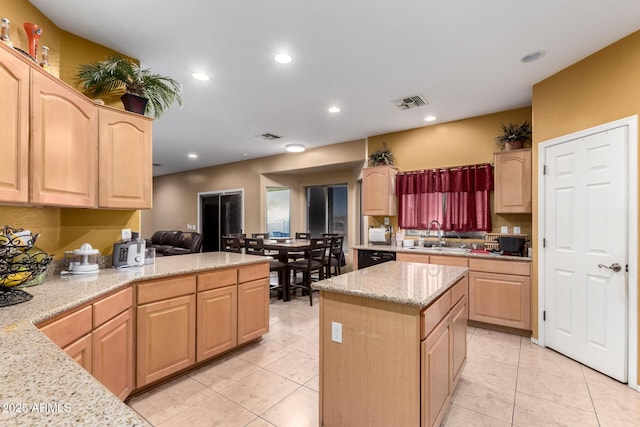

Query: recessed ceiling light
<box><xmin>286</xmin><ymin>144</ymin><xmax>305</xmax><ymax>153</ymax></box>
<box><xmin>274</xmin><ymin>52</ymin><xmax>293</xmax><ymax>64</ymax></box>
<box><xmin>191</xmin><ymin>72</ymin><xmax>210</xmax><ymax>81</ymax></box>
<box><xmin>521</xmin><ymin>50</ymin><xmax>545</xmax><ymax>63</ymax></box>
<box><xmin>425</xmin><ymin>115</ymin><xmax>437</xmax><ymax>122</ymax></box>
<box><xmin>328</xmin><ymin>106</ymin><xmax>341</xmax><ymax>113</ymax></box>
<box><xmin>188</xmin><ymin>153</ymin><xmax>198</xmax><ymax>158</ymax></box>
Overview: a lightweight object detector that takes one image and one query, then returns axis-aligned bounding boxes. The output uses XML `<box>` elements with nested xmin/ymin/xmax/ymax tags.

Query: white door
<box><xmin>543</xmin><ymin>125</ymin><xmax>628</xmax><ymax>381</ymax></box>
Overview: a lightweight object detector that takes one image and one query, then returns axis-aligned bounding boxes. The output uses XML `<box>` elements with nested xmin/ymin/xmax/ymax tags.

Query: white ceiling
<box><xmin>30</xmin><ymin>0</ymin><xmax>640</xmax><ymax>176</ymax></box>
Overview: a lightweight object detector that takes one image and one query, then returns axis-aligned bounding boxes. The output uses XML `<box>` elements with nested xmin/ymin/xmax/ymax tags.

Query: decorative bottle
<box><xmin>39</xmin><ymin>46</ymin><xmax>51</xmax><ymax>73</ymax></box>
<box><xmin>0</xmin><ymin>18</ymin><xmax>12</xmax><ymax>48</ymax></box>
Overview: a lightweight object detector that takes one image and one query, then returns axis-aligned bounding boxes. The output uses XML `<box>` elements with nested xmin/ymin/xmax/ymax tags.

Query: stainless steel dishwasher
<box><xmin>357</xmin><ymin>249</ymin><xmax>396</xmax><ymax>269</ymax></box>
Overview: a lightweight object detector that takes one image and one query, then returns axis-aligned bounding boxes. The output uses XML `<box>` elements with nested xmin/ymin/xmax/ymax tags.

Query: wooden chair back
<box><xmin>244</xmin><ymin>237</ymin><xmax>265</xmax><ymax>256</ymax></box>
<box><xmin>222</xmin><ymin>236</ymin><xmax>242</xmax><ymax>253</ymax></box>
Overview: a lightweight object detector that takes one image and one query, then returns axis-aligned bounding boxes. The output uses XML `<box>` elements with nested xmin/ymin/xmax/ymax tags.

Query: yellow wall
<box><xmin>0</xmin><ymin>0</ymin><xmax>141</xmax><ymax>257</ymax></box>
<box><xmin>367</xmin><ymin>107</ymin><xmax>533</xmax><ymax>237</ymax></box>
<box><xmin>532</xmin><ymin>30</ymin><xmax>640</xmax><ymax>383</ymax></box>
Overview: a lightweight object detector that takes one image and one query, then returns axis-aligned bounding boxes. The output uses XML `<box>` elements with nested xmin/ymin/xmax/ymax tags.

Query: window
<box><xmin>266</xmin><ymin>187</ymin><xmax>290</xmax><ymax>237</ymax></box>
<box><xmin>306</xmin><ymin>185</ymin><xmax>347</xmax><ymax>240</ymax></box>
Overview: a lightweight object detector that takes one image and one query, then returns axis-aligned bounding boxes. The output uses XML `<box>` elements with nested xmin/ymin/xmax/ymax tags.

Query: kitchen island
<box><xmin>313</xmin><ymin>261</ymin><xmax>468</xmax><ymax>427</ymax></box>
<box><xmin>0</xmin><ymin>252</ymin><xmax>269</xmax><ymax>426</ymax></box>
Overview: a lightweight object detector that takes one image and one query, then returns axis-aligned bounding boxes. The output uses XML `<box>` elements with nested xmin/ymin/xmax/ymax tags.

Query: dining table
<box><xmin>261</xmin><ymin>238</ymin><xmax>312</xmax><ymax>301</ymax></box>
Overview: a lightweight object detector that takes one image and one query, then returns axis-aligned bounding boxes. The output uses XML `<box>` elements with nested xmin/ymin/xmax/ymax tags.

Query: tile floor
<box><xmin>128</xmin><ymin>294</ymin><xmax>640</xmax><ymax>426</ymax></box>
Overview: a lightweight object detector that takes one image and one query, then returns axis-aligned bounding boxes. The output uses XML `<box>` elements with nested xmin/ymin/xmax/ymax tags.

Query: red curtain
<box><xmin>396</xmin><ymin>164</ymin><xmax>493</xmax><ymax>231</ymax></box>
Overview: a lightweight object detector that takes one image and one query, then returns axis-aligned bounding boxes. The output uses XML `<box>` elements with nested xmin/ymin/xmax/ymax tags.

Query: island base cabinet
<box><xmin>237</xmin><ymin>278</ymin><xmax>269</xmax><ymax>345</ymax></box>
<box><xmin>136</xmin><ymin>294</ymin><xmax>196</xmax><ymax>387</ymax></box>
<box><xmin>450</xmin><ymin>296</ymin><xmax>468</xmax><ymax>390</ymax></box>
<box><xmin>93</xmin><ymin>308</ymin><xmax>134</xmax><ymax>400</ymax></box>
<box><xmin>421</xmin><ymin>318</ymin><xmax>451</xmax><ymax>427</ymax></box>
<box><xmin>197</xmin><ymin>285</ymin><xmax>238</xmax><ymax>362</ymax></box>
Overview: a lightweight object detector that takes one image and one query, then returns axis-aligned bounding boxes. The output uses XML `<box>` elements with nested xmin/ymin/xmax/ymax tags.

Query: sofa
<box><xmin>145</xmin><ymin>231</ymin><xmax>204</xmax><ymax>256</ymax></box>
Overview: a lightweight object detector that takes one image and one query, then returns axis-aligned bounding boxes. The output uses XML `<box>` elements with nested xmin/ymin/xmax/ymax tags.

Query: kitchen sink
<box><xmin>405</xmin><ymin>246</ymin><xmax>471</xmax><ymax>254</ymax></box>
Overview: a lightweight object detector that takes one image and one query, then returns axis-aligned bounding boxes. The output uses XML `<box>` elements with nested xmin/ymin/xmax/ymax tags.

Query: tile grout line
<box><xmin>511</xmin><ymin>335</ymin><xmax>523</xmax><ymax>427</ymax></box>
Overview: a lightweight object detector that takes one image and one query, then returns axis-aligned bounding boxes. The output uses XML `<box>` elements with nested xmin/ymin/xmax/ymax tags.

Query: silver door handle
<box><xmin>598</xmin><ymin>263</ymin><xmax>622</xmax><ymax>272</ymax></box>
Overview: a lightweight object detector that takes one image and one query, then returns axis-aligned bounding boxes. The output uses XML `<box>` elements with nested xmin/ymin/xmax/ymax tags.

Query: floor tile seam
<box><xmin>216</xmin><ymin>366</ymin><xmax>269</xmax><ymax>394</ymax></box>
<box><xmin>515</xmin><ymin>363</ymin><xmax>586</xmax><ymax>381</ymax></box>
<box><xmin>449</xmin><ymin>402</ymin><xmax>513</xmax><ymax>425</ymax></box>
<box><xmin>148</xmin><ymin>388</ymin><xmax>230</xmax><ymax>426</ymax></box>
<box><xmin>255</xmin><ymin>383</ymin><xmax>306</xmax><ymax>418</ymax></box>
<box><xmin>514</xmin><ymin>390</ymin><xmax>598</xmax><ymax>414</ymax></box>
<box><xmin>128</xmin><ymin>408</ymin><xmax>153</xmax><ymax>426</ymax></box>
<box><xmin>189</xmin><ymin>364</ymin><xmax>264</xmax><ymax>393</ymax></box>
<box><xmin>262</xmin><ymin>363</ymin><xmax>316</xmax><ymax>386</ymax></box>
<box><xmin>236</xmin><ymin>345</ymin><xmax>298</xmax><ymax>366</ymax></box>
<box><xmin>511</xmin><ymin>336</ymin><xmax>523</xmax><ymax>426</ymax></box>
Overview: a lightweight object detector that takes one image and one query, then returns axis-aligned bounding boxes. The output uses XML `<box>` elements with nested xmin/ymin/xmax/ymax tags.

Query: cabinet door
<box><xmin>30</xmin><ymin>71</ymin><xmax>97</xmax><ymax>207</ymax></box>
<box><xmin>98</xmin><ymin>107</ymin><xmax>152</xmax><ymax>208</ymax></box>
<box><xmin>197</xmin><ymin>285</ymin><xmax>238</xmax><ymax>362</ymax></box>
<box><xmin>237</xmin><ymin>278</ymin><xmax>269</xmax><ymax>344</ymax></box>
<box><xmin>362</xmin><ymin>166</ymin><xmax>398</xmax><ymax>216</ymax></box>
<box><xmin>469</xmin><ymin>271</ymin><xmax>531</xmax><ymax>329</ymax></box>
<box><xmin>396</xmin><ymin>252</ymin><xmax>429</xmax><ymax>263</ymax></box>
<box><xmin>494</xmin><ymin>149</ymin><xmax>532</xmax><ymax>213</ymax></box>
<box><xmin>0</xmin><ymin>45</ymin><xmax>29</xmax><ymax>203</ymax></box>
<box><xmin>137</xmin><ymin>294</ymin><xmax>196</xmax><ymax>387</ymax></box>
<box><xmin>39</xmin><ymin>305</ymin><xmax>93</xmax><ymax>349</ymax></box>
<box><xmin>450</xmin><ymin>297</ymin><xmax>467</xmax><ymax>390</ymax></box>
<box><xmin>93</xmin><ymin>308</ymin><xmax>134</xmax><ymax>400</ymax></box>
<box><xmin>62</xmin><ymin>334</ymin><xmax>93</xmax><ymax>374</ymax></box>
<box><xmin>421</xmin><ymin>318</ymin><xmax>451</xmax><ymax>427</ymax></box>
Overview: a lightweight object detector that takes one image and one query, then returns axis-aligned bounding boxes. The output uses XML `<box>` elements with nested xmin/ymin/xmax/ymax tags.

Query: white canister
<box><xmin>403</xmin><ymin>239</ymin><xmax>414</xmax><ymax>247</ymax></box>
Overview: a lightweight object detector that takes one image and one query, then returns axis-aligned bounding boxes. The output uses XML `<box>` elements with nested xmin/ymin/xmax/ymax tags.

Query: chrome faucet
<box><xmin>429</xmin><ymin>220</ymin><xmax>444</xmax><ymax>247</ymax></box>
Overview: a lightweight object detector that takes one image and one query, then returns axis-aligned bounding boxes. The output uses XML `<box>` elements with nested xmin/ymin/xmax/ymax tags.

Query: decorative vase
<box><xmin>505</xmin><ymin>141</ymin><xmax>523</xmax><ymax>151</ymax></box>
<box><xmin>23</xmin><ymin>23</ymin><xmax>43</xmax><ymax>60</ymax></box>
<box><xmin>121</xmin><ymin>93</ymin><xmax>148</xmax><ymax>115</ymax></box>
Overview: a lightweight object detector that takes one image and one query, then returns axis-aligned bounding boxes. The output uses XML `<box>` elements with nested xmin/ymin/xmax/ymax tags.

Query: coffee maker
<box><xmin>112</xmin><ymin>231</ymin><xmax>146</xmax><ymax>268</ymax></box>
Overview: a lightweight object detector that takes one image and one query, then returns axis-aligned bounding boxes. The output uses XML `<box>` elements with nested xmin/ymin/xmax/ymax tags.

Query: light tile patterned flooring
<box><xmin>128</xmin><ymin>294</ymin><xmax>640</xmax><ymax>426</ymax></box>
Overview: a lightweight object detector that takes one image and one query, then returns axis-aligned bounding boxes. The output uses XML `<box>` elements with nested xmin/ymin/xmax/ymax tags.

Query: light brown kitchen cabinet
<box><xmin>494</xmin><ymin>148</ymin><xmax>532</xmax><ymax>213</ymax></box>
<box><xmin>468</xmin><ymin>258</ymin><xmax>531</xmax><ymax>330</ymax></box>
<box><xmin>92</xmin><ymin>308</ymin><xmax>134</xmax><ymax>400</ymax></box>
<box><xmin>30</xmin><ymin>70</ymin><xmax>97</xmax><ymax>207</ymax></box>
<box><xmin>98</xmin><ymin>107</ymin><xmax>153</xmax><ymax>209</ymax></box>
<box><xmin>450</xmin><ymin>295</ymin><xmax>467</xmax><ymax>390</ymax></box>
<box><xmin>38</xmin><ymin>287</ymin><xmax>134</xmax><ymax>400</ymax></box>
<box><xmin>421</xmin><ymin>314</ymin><xmax>451</xmax><ymax>427</ymax></box>
<box><xmin>0</xmin><ymin>43</ymin><xmax>29</xmax><ymax>204</ymax></box>
<box><xmin>238</xmin><ymin>267</ymin><xmax>270</xmax><ymax>344</ymax></box>
<box><xmin>196</xmin><ymin>285</ymin><xmax>238</xmax><ymax>361</ymax></box>
<box><xmin>362</xmin><ymin>165</ymin><xmax>398</xmax><ymax>216</ymax></box>
<box><xmin>136</xmin><ymin>275</ymin><xmax>197</xmax><ymax>387</ymax></box>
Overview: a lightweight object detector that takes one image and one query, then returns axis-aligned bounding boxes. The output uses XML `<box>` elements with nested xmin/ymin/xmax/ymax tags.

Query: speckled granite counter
<box><xmin>352</xmin><ymin>244</ymin><xmax>531</xmax><ymax>261</ymax></box>
<box><xmin>313</xmin><ymin>261</ymin><xmax>467</xmax><ymax>307</ymax></box>
<box><xmin>0</xmin><ymin>252</ymin><xmax>269</xmax><ymax>426</ymax></box>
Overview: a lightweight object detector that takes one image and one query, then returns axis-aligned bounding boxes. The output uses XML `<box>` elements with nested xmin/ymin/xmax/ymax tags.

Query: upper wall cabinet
<box><xmin>30</xmin><ymin>70</ymin><xmax>98</xmax><ymax>207</ymax></box>
<box><xmin>494</xmin><ymin>148</ymin><xmax>532</xmax><ymax>214</ymax></box>
<box><xmin>0</xmin><ymin>43</ymin><xmax>30</xmax><ymax>204</ymax></box>
<box><xmin>0</xmin><ymin>43</ymin><xmax>153</xmax><ymax>209</ymax></box>
<box><xmin>363</xmin><ymin>165</ymin><xmax>398</xmax><ymax>216</ymax></box>
<box><xmin>98</xmin><ymin>107</ymin><xmax>152</xmax><ymax>209</ymax></box>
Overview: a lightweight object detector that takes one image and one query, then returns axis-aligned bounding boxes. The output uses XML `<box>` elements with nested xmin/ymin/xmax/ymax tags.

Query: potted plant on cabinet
<box><xmin>496</xmin><ymin>120</ymin><xmax>532</xmax><ymax>151</ymax></box>
<box><xmin>77</xmin><ymin>55</ymin><xmax>183</xmax><ymax>119</ymax></box>
<box><xmin>368</xmin><ymin>143</ymin><xmax>394</xmax><ymax>166</ymax></box>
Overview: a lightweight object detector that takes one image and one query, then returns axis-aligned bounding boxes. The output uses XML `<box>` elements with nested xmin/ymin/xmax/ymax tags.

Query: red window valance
<box><xmin>396</xmin><ymin>163</ymin><xmax>493</xmax><ymax>231</ymax></box>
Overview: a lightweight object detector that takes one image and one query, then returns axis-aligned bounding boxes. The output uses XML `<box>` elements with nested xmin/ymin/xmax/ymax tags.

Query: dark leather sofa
<box><xmin>145</xmin><ymin>231</ymin><xmax>204</xmax><ymax>256</ymax></box>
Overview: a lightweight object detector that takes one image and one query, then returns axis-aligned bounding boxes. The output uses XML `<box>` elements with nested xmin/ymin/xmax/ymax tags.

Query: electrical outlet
<box><xmin>331</xmin><ymin>321</ymin><xmax>342</xmax><ymax>343</ymax></box>
<box><xmin>121</xmin><ymin>228</ymin><xmax>132</xmax><ymax>241</ymax></box>
<box><xmin>384</xmin><ymin>217</ymin><xmax>390</xmax><ymax>225</ymax></box>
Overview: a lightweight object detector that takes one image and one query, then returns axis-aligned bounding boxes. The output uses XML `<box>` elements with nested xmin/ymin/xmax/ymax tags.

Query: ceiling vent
<box><xmin>392</xmin><ymin>94</ymin><xmax>428</xmax><ymax>110</ymax></box>
<box><xmin>258</xmin><ymin>132</ymin><xmax>282</xmax><ymax>140</ymax></box>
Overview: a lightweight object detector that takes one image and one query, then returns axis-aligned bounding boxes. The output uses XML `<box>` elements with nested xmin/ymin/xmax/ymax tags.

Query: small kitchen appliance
<box><xmin>112</xmin><ymin>237</ymin><xmax>146</xmax><ymax>268</ymax></box>
<box><xmin>62</xmin><ymin>243</ymin><xmax>99</xmax><ymax>275</ymax></box>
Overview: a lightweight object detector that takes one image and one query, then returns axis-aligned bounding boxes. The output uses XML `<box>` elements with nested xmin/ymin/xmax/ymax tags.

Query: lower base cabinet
<box><xmin>421</xmin><ymin>316</ymin><xmax>451</xmax><ymax>427</ymax></box>
<box><xmin>38</xmin><ymin>287</ymin><xmax>134</xmax><ymax>401</ymax></box>
<box><xmin>238</xmin><ymin>278</ymin><xmax>269</xmax><ymax>344</ymax></box>
<box><xmin>197</xmin><ymin>285</ymin><xmax>238</xmax><ymax>362</ymax></box>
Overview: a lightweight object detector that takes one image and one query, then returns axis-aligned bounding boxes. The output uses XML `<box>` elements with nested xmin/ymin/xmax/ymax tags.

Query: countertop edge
<box><xmin>352</xmin><ymin>244</ymin><xmax>532</xmax><ymax>261</ymax></box>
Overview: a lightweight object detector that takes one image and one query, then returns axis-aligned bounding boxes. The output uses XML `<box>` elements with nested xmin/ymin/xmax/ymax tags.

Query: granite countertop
<box><xmin>352</xmin><ymin>244</ymin><xmax>532</xmax><ymax>261</ymax></box>
<box><xmin>0</xmin><ymin>252</ymin><xmax>270</xmax><ymax>426</ymax></box>
<box><xmin>312</xmin><ymin>261</ymin><xmax>468</xmax><ymax>308</ymax></box>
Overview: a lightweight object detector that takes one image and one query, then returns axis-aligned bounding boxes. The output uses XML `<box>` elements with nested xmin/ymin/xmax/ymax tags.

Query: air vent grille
<box><xmin>258</xmin><ymin>133</ymin><xmax>282</xmax><ymax>140</ymax></box>
<box><xmin>392</xmin><ymin>94</ymin><xmax>428</xmax><ymax>110</ymax></box>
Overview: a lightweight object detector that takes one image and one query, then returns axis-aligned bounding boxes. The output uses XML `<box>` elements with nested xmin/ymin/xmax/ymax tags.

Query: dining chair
<box><xmin>289</xmin><ymin>232</ymin><xmax>311</xmax><ymax>262</ymax></box>
<box><xmin>252</xmin><ymin>232</ymin><xmax>270</xmax><ymax>239</ymax></box>
<box><xmin>222</xmin><ymin>236</ymin><xmax>242</xmax><ymax>253</ymax></box>
<box><xmin>327</xmin><ymin>235</ymin><xmax>345</xmax><ymax>277</ymax></box>
<box><xmin>244</xmin><ymin>237</ymin><xmax>288</xmax><ymax>299</ymax></box>
<box><xmin>288</xmin><ymin>237</ymin><xmax>327</xmax><ymax>306</ymax></box>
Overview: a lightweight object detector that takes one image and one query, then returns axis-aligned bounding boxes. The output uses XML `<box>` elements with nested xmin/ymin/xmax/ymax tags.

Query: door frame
<box><xmin>197</xmin><ymin>188</ymin><xmax>245</xmax><ymax>233</ymax></box>
<box><xmin>537</xmin><ymin>115</ymin><xmax>638</xmax><ymax>389</ymax></box>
